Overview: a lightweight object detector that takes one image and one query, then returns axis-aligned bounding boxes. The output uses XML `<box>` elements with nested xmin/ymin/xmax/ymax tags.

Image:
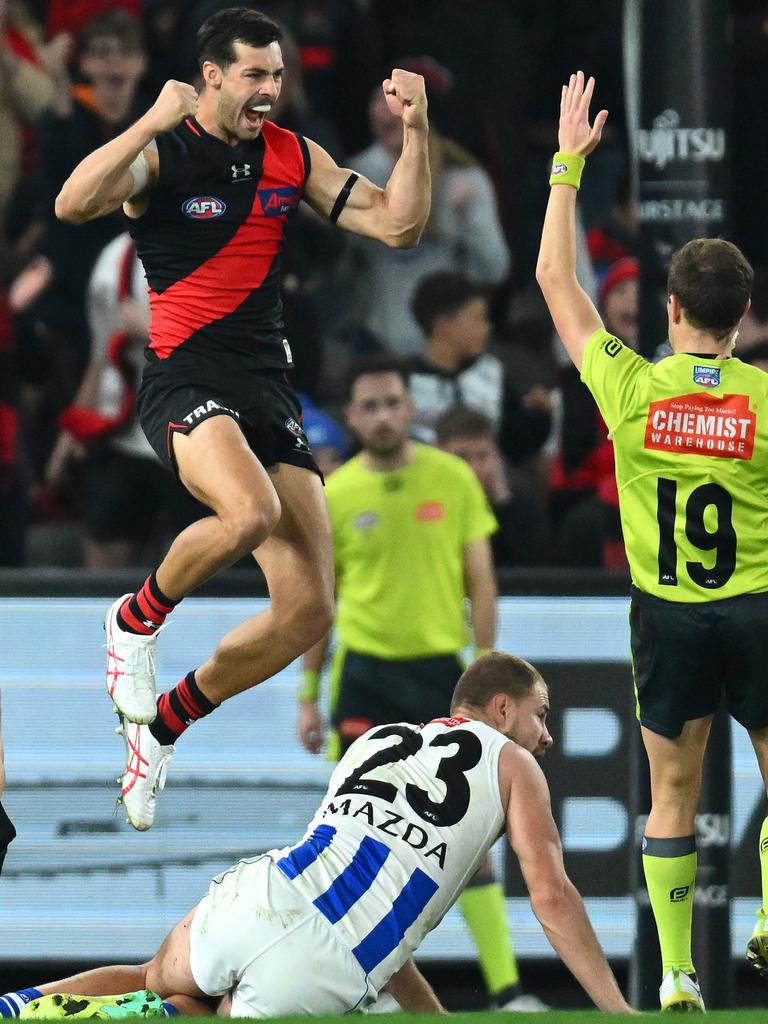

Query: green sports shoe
<box><xmin>19</xmin><ymin>991</ymin><xmax>167</xmax><ymax>1019</ymax></box>
<box><xmin>747</xmin><ymin>908</ymin><xmax>768</xmax><ymax>978</ymax></box>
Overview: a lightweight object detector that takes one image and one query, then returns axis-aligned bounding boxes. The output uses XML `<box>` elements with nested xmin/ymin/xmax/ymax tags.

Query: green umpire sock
<box><xmin>758</xmin><ymin>816</ymin><xmax>768</xmax><ymax>925</ymax></box>
<box><xmin>642</xmin><ymin>834</ymin><xmax>697</xmax><ymax>974</ymax></box>
<box><xmin>458</xmin><ymin>882</ymin><xmax>520</xmax><ymax>996</ymax></box>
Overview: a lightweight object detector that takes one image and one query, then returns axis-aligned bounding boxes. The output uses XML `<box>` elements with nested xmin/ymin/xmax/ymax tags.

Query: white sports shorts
<box><xmin>189</xmin><ymin>853</ymin><xmax>374</xmax><ymax>1017</ymax></box>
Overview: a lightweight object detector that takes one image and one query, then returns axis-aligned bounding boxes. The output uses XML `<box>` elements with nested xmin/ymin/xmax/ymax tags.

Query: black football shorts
<box><xmin>630</xmin><ymin>585</ymin><xmax>768</xmax><ymax>738</ymax></box>
<box><xmin>138</xmin><ymin>359</ymin><xmax>321</xmax><ymax>480</ymax></box>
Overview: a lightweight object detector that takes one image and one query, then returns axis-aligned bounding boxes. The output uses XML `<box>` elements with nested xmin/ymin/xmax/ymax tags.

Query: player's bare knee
<box><xmin>223</xmin><ymin>494</ymin><xmax>281</xmax><ymax>554</ymax></box>
<box><xmin>275</xmin><ymin>587</ymin><xmax>333</xmax><ymax>648</ymax></box>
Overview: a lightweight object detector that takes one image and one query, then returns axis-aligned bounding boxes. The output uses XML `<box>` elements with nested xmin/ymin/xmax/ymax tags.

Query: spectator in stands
<box><xmin>45</xmin><ymin>0</ymin><xmax>142</xmax><ymax>41</ymax></box>
<box><xmin>586</xmin><ymin>170</ymin><xmax>637</xmax><ymax>279</ymax></box>
<box><xmin>435</xmin><ymin>405</ymin><xmax>550</xmax><ymax>568</ymax></box>
<box><xmin>408</xmin><ymin>271</ymin><xmax>553</xmax><ymax>469</ymax></box>
<box><xmin>0</xmin><ymin>285</ymin><xmax>25</xmax><ymax>566</ymax></box>
<box><xmin>46</xmin><ymin>233</ymin><xmax>203</xmax><ymax>568</ymax></box>
<box><xmin>0</xmin><ymin>2</ymin><xmax>57</xmax><ymax>255</ymax></box>
<box><xmin>0</xmin><ymin>693</ymin><xmax>15</xmax><ymax>876</ymax></box>
<box><xmin>297</xmin><ymin>355</ymin><xmax>548</xmax><ymax>1013</ymax></box>
<box><xmin>338</xmin><ymin>60</ymin><xmax>510</xmax><ymax>355</ymax></box>
<box><xmin>15</xmin><ymin>9</ymin><xmax>150</xmax><ymax>378</ymax></box>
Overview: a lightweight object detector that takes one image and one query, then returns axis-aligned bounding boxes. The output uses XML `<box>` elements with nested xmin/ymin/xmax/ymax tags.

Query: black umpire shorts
<box><xmin>138</xmin><ymin>359</ymin><xmax>321</xmax><ymax>480</ymax></box>
<box><xmin>0</xmin><ymin>799</ymin><xmax>16</xmax><ymax>874</ymax></box>
<box><xmin>630</xmin><ymin>584</ymin><xmax>768</xmax><ymax>738</ymax></box>
<box><xmin>331</xmin><ymin>649</ymin><xmax>465</xmax><ymax>758</ymax></box>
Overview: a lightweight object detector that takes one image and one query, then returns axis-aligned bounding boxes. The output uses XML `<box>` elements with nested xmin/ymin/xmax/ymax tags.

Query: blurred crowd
<box><xmin>2</xmin><ymin>0</ymin><xmax>768</xmax><ymax>573</ymax></box>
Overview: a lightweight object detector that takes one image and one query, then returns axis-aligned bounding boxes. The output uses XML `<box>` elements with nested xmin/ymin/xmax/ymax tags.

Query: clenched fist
<box><xmin>147</xmin><ymin>80</ymin><xmax>199</xmax><ymax>135</ymax></box>
<box><xmin>382</xmin><ymin>68</ymin><xmax>428</xmax><ymax>131</ymax></box>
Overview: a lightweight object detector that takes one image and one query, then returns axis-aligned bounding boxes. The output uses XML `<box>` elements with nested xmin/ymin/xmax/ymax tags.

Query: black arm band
<box><xmin>329</xmin><ymin>173</ymin><xmax>359</xmax><ymax>224</ymax></box>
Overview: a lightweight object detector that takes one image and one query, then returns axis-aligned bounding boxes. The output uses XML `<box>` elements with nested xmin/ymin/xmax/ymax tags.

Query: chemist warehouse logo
<box><xmin>644</xmin><ymin>393</ymin><xmax>756</xmax><ymax>461</ymax></box>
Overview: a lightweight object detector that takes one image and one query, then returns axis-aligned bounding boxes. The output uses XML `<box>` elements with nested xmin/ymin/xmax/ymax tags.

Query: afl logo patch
<box><xmin>693</xmin><ymin>364</ymin><xmax>721</xmax><ymax>388</ymax></box>
<box><xmin>182</xmin><ymin>196</ymin><xmax>227</xmax><ymax>219</ymax></box>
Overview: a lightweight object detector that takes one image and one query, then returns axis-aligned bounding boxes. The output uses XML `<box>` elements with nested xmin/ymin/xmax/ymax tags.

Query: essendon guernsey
<box><xmin>129</xmin><ymin>117</ymin><xmax>309</xmax><ymax>371</ymax></box>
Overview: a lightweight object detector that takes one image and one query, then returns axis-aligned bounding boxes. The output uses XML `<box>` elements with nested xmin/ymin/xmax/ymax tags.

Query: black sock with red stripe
<box><xmin>116</xmin><ymin>572</ymin><xmax>178</xmax><ymax>636</ymax></box>
<box><xmin>149</xmin><ymin>671</ymin><xmax>219</xmax><ymax>745</ymax></box>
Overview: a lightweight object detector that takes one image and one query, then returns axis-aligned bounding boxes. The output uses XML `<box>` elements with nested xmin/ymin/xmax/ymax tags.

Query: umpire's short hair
<box><xmin>197</xmin><ymin>7</ymin><xmax>283</xmax><ymax>71</ymax></box>
<box><xmin>345</xmin><ymin>354</ymin><xmax>411</xmax><ymax>401</ymax></box>
<box><xmin>668</xmin><ymin>238</ymin><xmax>753</xmax><ymax>337</ymax></box>
<box><xmin>451</xmin><ymin>652</ymin><xmax>544</xmax><ymax>713</ymax></box>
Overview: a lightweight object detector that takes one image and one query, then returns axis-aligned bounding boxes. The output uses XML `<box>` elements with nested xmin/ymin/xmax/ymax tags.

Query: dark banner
<box><xmin>624</xmin><ymin>0</ymin><xmax>731</xmax><ymax>358</ymax></box>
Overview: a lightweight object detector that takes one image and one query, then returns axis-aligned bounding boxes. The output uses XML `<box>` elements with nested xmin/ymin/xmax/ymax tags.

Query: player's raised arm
<box><xmin>501</xmin><ymin>743</ymin><xmax>635</xmax><ymax>1013</ymax></box>
<box><xmin>54</xmin><ymin>80</ymin><xmax>198</xmax><ymax>224</ymax></box>
<box><xmin>303</xmin><ymin>68</ymin><xmax>430</xmax><ymax>248</ymax></box>
<box><xmin>536</xmin><ymin>71</ymin><xmax>609</xmax><ymax>371</ymax></box>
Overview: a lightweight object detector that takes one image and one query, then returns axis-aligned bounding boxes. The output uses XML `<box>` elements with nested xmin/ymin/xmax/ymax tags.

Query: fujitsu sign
<box><xmin>636</xmin><ymin>109</ymin><xmax>726</xmax><ymax>170</ymax></box>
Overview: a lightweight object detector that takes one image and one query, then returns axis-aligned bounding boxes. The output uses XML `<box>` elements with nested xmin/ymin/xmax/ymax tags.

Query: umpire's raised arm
<box><xmin>536</xmin><ymin>70</ymin><xmax>609</xmax><ymax>370</ymax></box>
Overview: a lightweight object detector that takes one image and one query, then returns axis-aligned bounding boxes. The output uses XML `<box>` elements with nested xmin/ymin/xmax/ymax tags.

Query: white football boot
<box><xmin>105</xmin><ymin>594</ymin><xmax>160</xmax><ymax>724</ymax></box>
<box><xmin>117</xmin><ymin>717</ymin><xmax>174</xmax><ymax>832</ymax></box>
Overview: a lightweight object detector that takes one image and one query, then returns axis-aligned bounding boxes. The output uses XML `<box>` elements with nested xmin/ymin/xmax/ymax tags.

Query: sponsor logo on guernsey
<box><xmin>415</xmin><ymin>501</ymin><xmax>446</xmax><ymax>522</ymax></box>
<box><xmin>644</xmin><ymin>392</ymin><xmax>756</xmax><ymax>460</ymax></box>
<box><xmin>354</xmin><ymin>512</ymin><xmax>380</xmax><ymax>532</ymax></box>
<box><xmin>182</xmin><ymin>399</ymin><xmax>239</xmax><ymax>424</ymax></box>
<box><xmin>182</xmin><ymin>196</ymin><xmax>226</xmax><ymax>219</ymax></box>
<box><xmin>693</xmin><ymin>364</ymin><xmax>721</xmax><ymax>388</ymax></box>
<box><xmin>258</xmin><ymin>187</ymin><xmax>301</xmax><ymax>217</ymax></box>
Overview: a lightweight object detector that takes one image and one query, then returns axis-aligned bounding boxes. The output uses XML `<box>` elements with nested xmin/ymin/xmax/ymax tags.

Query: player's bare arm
<box><xmin>536</xmin><ymin>70</ymin><xmax>609</xmax><ymax>371</ymax></box>
<box><xmin>501</xmin><ymin>743</ymin><xmax>635</xmax><ymax>1013</ymax></box>
<box><xmin>463</xmin><ymin>536</ymin><xmax>497</xmax><ymax>651</ymax></box>
<box><xmin>385</xmin><ymin>958</ymin><xmax>446</xmax><ymax>1013</ymax></box>
<box><xmin>297</xmin><ymin>629</ymin><xmax>332</xmax><ymax>754</ymax></box>
<box><xmin>55</xmin><ymin>80</ymin><xmax>199</xmax><ymax>224</ymax></box>
<box><xmin>304</xmin><ymin>69</ymin><xmax>430</xmax><ymax>247</ymax></box>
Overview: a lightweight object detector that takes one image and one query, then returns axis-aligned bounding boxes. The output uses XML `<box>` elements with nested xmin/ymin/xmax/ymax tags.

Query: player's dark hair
<box><xmin>434</xmin><ymin>405</ymin><xmax>494</xmax><ymax>445</ymax></box>
<box><xmin>345</xmin><ymin>354</ymin><xmax>411</xmax><ymax>400</ymax></box>
<box><xmin>411</xmin><ymin>272</ymin><xmax>488</xmax><ymax>336</ymax></box>
<box><xmin>80</xmin><ymin>9</ymin><xmax>144</xmax><ymax>53</ymax></box>
<box><xmin>450</xmin><ymin>652</ymin><xmax>544</xmax><ymax>713</ymax></box>
<box><xmin>197</xmin><ymin>7</ymin><xmax>283</xmax><ymax>71</ymax></box>
<box><xmin>667</xmin><ymin>238</ymin><xmax>753</xmax><ymax>337</ymax></box>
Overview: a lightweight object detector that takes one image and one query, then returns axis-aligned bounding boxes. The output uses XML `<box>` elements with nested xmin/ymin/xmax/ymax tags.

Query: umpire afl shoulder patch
<box><xmin>693</xmin><ymin>364</ymin><xmax>721</xmax><ymax>388</ymax></box>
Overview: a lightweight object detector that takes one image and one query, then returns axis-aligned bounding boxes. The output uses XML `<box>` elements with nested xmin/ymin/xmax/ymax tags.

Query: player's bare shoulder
<box><xmin>123</xmin><ymin>142</ymin><xmax>160</xmax><ymax>219</ymax></box>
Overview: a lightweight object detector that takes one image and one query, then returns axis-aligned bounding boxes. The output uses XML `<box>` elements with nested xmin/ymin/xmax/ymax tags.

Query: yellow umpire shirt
<box><xmin>326</xmin><ymin>443</ymin><xmax>497</xmax><ymax>659</ymax></box>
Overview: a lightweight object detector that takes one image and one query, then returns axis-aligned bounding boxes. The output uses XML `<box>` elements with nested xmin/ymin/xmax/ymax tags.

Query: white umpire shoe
<box><xmin>117</xmin><ymin>717</ymin><xmax>174</xmax><ymax>832</ymax></box>
<box><xmin>105</xmin><ymin>594</ymin><xmax>160</xmax><ymax>724</ymax></box>
<box><xmin>659</xmin><ymin>968</ymin><xmax>705</xmax><ymax>1013</ymax></box>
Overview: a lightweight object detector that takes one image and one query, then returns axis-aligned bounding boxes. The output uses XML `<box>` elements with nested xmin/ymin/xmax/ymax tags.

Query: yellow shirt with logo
<box><xmin>581</xmin><ymin>328</ymin><xmax>768</xmax><ymax>601</ymax></box>
<box><xmin>326</xmin><ymin>443</ymin><xmax>497</xmax><ymax>657</ymax></box>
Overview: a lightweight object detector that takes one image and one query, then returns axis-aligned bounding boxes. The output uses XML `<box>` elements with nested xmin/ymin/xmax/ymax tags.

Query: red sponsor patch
<box><xmin>415</xmin><ymin>501</ymin><xmax>446</xmax><ymax>522</ymax></box>
<box><xmin>644</xmin><ymin>392</ymin><xmax>756</xmax><ymax>460</ymax></box>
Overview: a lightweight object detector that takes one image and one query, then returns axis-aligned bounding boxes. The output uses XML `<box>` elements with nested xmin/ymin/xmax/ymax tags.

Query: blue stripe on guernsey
<box><xmin>277</xmin><ymin>824</ymin><xmax>336</xmax><ymax>880</ymax></box>
<box><xmin>313</xmin><ymin>836</ymin><xmax>391</xmax><ymax>924</ymax></box>
<box><xmin>352</xmin><ymin>868</ymin><xmax>439</xmax><ymax>974</ymax></box>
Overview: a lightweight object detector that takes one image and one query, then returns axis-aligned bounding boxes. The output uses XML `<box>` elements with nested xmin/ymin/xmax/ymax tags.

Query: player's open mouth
<box><xmin>243</xmin><ymin>102</ymin><xmax>271</xmax><ymax>129</ymax></box>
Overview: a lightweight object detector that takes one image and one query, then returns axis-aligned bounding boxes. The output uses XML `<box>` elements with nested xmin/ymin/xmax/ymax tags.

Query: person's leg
<box><xmin>641</xmin><ymin>717</ymin><xmax>711</xmax><ymax>991</ymax></box>
<box><xmin>458</xmin><ymin>858</ymin><xmax>527</xmax><ymax>1009</ymax></box>
<box><xmin>190</xmin><ymin>463</ymin><xmax>334</xmax><ymax>704</ymax></box>
<box><xmin>154</xmin><ymin>417</ymin><xmax>282</xmax><ymax>600</ymax></box>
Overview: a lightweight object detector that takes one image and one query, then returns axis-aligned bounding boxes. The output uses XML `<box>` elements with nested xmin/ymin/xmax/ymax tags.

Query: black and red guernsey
<box><xmin>129</xmin><ymin>116</ymin><xmax>310</xmax><ymax>373</ymax></box>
